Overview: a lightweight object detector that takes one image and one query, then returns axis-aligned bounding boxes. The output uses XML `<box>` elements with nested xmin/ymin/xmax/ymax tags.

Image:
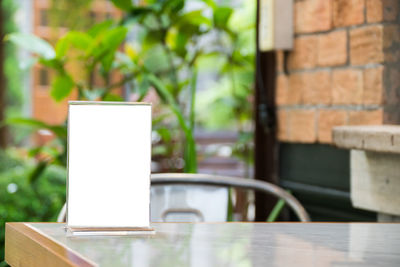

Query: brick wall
<box><xmin>276</xmin><ymin>0</ymin><xmax>400</xmax><ymax>143</ymax></box>
<box><xmin>32</xmin><ymin>0</ymin><xmax>121</xmax><ymax>125</ymax></box>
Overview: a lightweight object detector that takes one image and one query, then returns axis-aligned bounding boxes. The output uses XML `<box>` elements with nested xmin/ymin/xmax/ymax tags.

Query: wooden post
<box><xmin>254</xmin><ymin>0</ymin><xmax>278</xmax><ymax>221</ymax></box>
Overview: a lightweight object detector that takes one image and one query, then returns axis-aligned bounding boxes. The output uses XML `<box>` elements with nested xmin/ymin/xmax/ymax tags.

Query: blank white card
<box><xmin>67</xmin><ymin>102</ymin><xmax>151</xmax><ymax>229</ymax></box>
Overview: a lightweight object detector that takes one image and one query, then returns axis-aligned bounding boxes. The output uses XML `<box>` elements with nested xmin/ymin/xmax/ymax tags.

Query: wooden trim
<box><xmin>255</xmin><ymin>0</ymin><xmax>278</xmax><ymax>221</ymax></box>
<box><xmin>68</xmin><ymin>226</ymin><xmax>154</xmax><ymax>231</ymax></box>
<box><xmin>5</xmin><ymin>223</ymin><xmax>95</xmax><ymax>267</ymax></box>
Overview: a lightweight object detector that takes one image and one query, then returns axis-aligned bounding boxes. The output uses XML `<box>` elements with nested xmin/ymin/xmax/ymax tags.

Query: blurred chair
<box><xmin>57</xmin><ymin>173</ymin><xmax>310</xmax><ymax>223</ymax></box>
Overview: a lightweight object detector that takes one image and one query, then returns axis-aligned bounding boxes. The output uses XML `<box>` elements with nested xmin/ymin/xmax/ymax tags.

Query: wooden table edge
<box><xmin>6</xmin><ymin>221</ymin><xmax>400</xmax><ymax>267</ymax></box>
<box><xmin>5</xmin><ymin>222</ymin><xmax>95</xmax><ymax>267</ymax></box>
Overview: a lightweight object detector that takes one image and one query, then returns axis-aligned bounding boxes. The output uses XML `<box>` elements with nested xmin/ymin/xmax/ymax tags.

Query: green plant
<box><xmin>7</xmin><ymin>0</ymin><xmax>250</xmax><ymax>176</ymax></box>
<box><xmin>115</xmin><ymin>0</ymin><xmax>215</xmax><ymax>173</ymax></box>
<box><xmin>196</xmin><ymin>0</ymin><xmax>255</xmax><ymax>174</ymax></box>
<box><xmin>48</xmin><ymin>0</ymin><xmax>95</xmax><ymax>31</ymax></box>
<box><xmin>0</xmin><ymin>152</ymin><xmax>66</xmax><ymax>263</ymax></box>
<box><xmin>0</xmin><ymin>1</ymin><xmax>258</xmax><ymax>263</ymax></box>
<box><xmin>116</xmin><ymin>0</ymin><xmax>256</xmax><ymax>172</ymax></box>
<box><xmin>2</xmin><ymin>0</ymin><xmax>26</xmax><ymax>145</ymax></box>
<box><xmin>5</xmin><ymin>21</ymin><xmax>129</xmax><ymax>179</ymax></box>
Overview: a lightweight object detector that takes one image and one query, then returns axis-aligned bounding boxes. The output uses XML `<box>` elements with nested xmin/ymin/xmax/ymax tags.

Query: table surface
<box><xmin>5</xmin><ymin>222</ymin><xmax>400</xmax><ymax>267</ymax></box>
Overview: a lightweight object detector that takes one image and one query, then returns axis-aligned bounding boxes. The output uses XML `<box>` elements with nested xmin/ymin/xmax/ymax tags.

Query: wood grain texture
<box><xmin>5</xmin><ymin>223</ymin><xmax>94</xmax><ymax>267</ymax></box>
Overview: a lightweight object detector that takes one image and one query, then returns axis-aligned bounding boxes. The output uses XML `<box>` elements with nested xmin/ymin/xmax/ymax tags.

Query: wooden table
<box><xmin>5</xmin><ymin>222</ymin><xmax>400</xmax><ymax>266</ymax></box>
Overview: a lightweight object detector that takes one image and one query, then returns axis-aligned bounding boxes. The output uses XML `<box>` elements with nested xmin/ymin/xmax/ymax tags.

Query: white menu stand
<box><xmin>66</xmin><ymin>101</ymin><xmax>154</xmax><ymax>235</ymax></box>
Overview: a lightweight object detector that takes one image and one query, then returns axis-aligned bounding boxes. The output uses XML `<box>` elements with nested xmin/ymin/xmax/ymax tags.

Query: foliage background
<box><xmin>3</xmin><ymin>0</ymin><xmax>25</xmax><ymax>144</ymax></box>
<box><xmin>0</xmin><ymin>0</ymin><xmax>255</xmax><ymax>264</ymax></box>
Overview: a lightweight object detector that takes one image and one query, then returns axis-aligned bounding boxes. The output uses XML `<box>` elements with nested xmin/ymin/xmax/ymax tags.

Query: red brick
<box><xmin>275</xmin><ymin>75</ymin><xmax>289</xmax><ymax>105</ymax></box>
<box><xmin>302</xmin><ymin>71</ymin><xmax>332</xmax><ymax>105</ymax></box>
<box><xmin>318</xmin><ymin>109</ymin><xmax>348</xmax><ymax>143</ymax></box>
<box><xmin>350</xmin><ymin>25</ymin><xmax>384</xmax><ymax>65</ymax></box>
<box><xmin>363</xmin><ymin>66</ymin><xmax>384</xmax><ymax>105</ymax></box>
<box><xmin>288</xmin><ymin>36</ymin><xmax>318</xmax><ymax>70</ymax></box>
<box><xmin>348</xmin><ymin>109</ymin><xmax>383</xmax><ymax>125</ymax></box>
<box><xmin>332</xmin><ymin>69</ymin><xmax>363</xmax><ymax>104</ymax></box>
<box><xmin>318</xmin><ymin>30</ymin><xmax>347</xmax><ymax>67</ymax></box>
<box><xmin>367</xmin><ymin>0</ymin><xmax>399</xmax><ymax>22</ymax></box>
<box><xmin>277</xmin><ymin>109</ymin><xmax>290</xmax><ymax>141</ymax></box>
<box><xmin>333</xmin><ymin>0</ymin><xmax>365</xmax><ymax>27</ymax></box>
<box><xmin>295</xmin><ymin>0</ymin><xmax>332</xmax><ymax>33</ymax></box>
<box><xmin>287</xmin><ymin>73</ymin><xmax>305</xmax><ymax>104</ymax></box>
<box><xmin>289</xmin><ymin>109</ymin><xmax>317</xmax><ymax>143</ymax></box>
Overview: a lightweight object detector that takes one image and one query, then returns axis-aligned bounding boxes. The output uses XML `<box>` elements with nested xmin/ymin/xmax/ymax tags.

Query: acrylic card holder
<box><xmin>66</xmin><ymin>101</ymin><xmax>153</xmax><ymax>235</ymax></box>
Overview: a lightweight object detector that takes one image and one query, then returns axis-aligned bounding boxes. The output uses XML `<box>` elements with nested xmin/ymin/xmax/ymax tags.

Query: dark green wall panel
<box><xmin>279</xmin><ymin>143</ymin><xmax>376</xmax><ymax>222</ymax></box>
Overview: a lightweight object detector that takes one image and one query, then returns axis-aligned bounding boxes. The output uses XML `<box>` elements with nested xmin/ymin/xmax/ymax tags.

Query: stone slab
<box><xmin>333</xmin><ymin>125</ymin><xmax>400</xmax><ymax>154</ymax></box>
<box><xmin>351</xmin><ymin>150</ymin><xmax>400</xmax><ymax>216</ymax></box>
<box><xmin>377</xmin><ymin>213</ymin><xmax>400</xmax><ymax>222</ymax></box>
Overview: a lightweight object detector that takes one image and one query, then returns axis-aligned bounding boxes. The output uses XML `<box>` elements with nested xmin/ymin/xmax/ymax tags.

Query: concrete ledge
<box><xmin>333</xmin><ymin>125</ymin><xmax>400</xmax><ymax>154</ymax></box>
<box><xmin>351</xmin><ymin>150</ymin><xmax>400</xmax><ymax>216</ymax></box>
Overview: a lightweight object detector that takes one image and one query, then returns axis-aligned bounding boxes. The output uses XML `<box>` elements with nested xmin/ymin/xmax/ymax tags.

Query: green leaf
<box><xmin>88</xmin><ymin>20</ymin><xmax>114</xmax><ymax>37</ymax></box>
<box><xmin>163</xmin><ymin>0</ymin><xmax>185</xmax><ymax>13</ymax></box>
<box><xmin>200</xmin><ymin>0</ymin><xmax>216</xmax><ymax>9</ymax></box>
<box><xmin>6</xmin><ymin>33</ymin><xmax>55</xmax><ymax>60</ymax></box>
<box><xmin>267</xmin><ymin>190</ymin><xmax>291</xmax><ymax>222</ymax></box>
<box><xmin>88</xmin><ymin>26</ymin><xmax>128</xmax><ymax>72</ymax></box>
<box><xmin>122</xmin><ymin>6</ymin><xmax>155</xmax><ymax>25</ymax></box>
<box><xmin>152</xmin><ymin>145</ymin><xmax>168</xmax><ymax>156</ymax></box>
<box><xmin>89</xmin><ymin>27</ymin><xmax>128</xmax><ymax>58</ymax></box>
<box><xmin>6</xmin><ymin>117</ymin><xmax>48</xmax><ymax>129</ymax></box>
<box><xmin>166</xmin><ymin>29</ymin><xmax>188</xmax><ymax>57</ymax></box>
<box><xmin>5</xmin><ymin>117</ymin><xmax>67</xmax><ymax>139</ymax></box>
<box><xmin>115</xmin><ymin>51</ymin><xmax>136</xmax><ymax>72</ymax></box>
<box><xmin>38</xmin><ymin>58</ymin><xmax>63</xmax><ymax>71</ymax></box>
<box><xmin>142</xmin><ymin>15</ymin><xmax>161</xmax><ymax>30</ymax></box>
<box><xmin>213</xmin><ymin>6</ymin><xmax>233</xmax><ymax>29</ymax></box>
<box><xmin>100</xmin><ymin>53</ymin><xmax>115</xmax><ymax>73</ymax></box>
<box><xmin>147</xmin><ymin>74</ymin><xmax>197</xmax><ymax>173</ymax></box>
<box><xmin>176</xmin><ymin>10</ymin><xmax>211</xmax><ymax>27</ymax></box>
<box><xmin>111</xmin><ymin>0</ymin><xmax>132</xmax><ymax>10</ymax></box>
<box><xmin>156</xmin><ymin>127</ymin><xmax>172</xmax><ymax>142</ymax></box>
<box><xmin>143</xmin><ymin>30</ymin><xmax>165</xmax><ymax>47</ymax></box>
<box><xmin>147</xmin><ymin>74</ymin><xmax>185</xmax><ymax>126</ymax></box>
<box><xmin>28</xmin><ymin>147</ymin><xmax>43</xmax><ymax>158</ymax></box>
<box><xmin>227</xmin><ymin>188</ymin><xmax>234</xmax><ymax>221</ymax></box>
<box><xmin>29</xmin><ymin>161</ymin><xmax>48</xmax><ymax>184</ymax></box>
<box><xmin>174</xmin><ymin>10</ymin><xmax>211</xmax><ymax>35</ymax></box>
<box><xmin>103</xmin><ymin>93</ymin><xmax>123</xmax><ymax>101</ymax></box>
<box><xmin>138</xmin><ymin>76</ymin><xmax>151</xmax><ymax>99</ymax></box>
<box><xmin>189</xmin><ymin>69</ymin><xmax>197</xmax><ymax>131</ymax></box>
<box><xmin>56</xmin><ymin>31</ymin><xmax>93</xmax><ymax>58</ymax></box>
<box><xmin>55</xmin><ymin>38</ymin><xmax>69</xmax><ymax>59</ymax></box>
<box><xmin>50</xmin><ymin>74</ymin><xmax>74</xmax><ymax>102</ymax></box>
<box><xmin>142</xmin><ymin>45</ymin><xmax>169</xmax><ymax>73</ymax></box>
<box><xmin>175</xmin><ymin>32</ymin><xmax>189</xmax><ymax>56</ymax></box>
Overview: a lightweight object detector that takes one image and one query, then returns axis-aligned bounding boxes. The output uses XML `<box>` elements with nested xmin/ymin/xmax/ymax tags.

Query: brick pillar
<box><xmin>276</xmin><ymin>0</ymin><xmax>400</xmax><ymax>144</ymax></box>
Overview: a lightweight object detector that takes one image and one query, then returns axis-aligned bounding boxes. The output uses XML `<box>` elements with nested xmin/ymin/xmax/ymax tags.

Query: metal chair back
<box><xmin>57</xmin><ymin>173</ymin><xmax>310</xmax><ymax>222</ymax></box>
